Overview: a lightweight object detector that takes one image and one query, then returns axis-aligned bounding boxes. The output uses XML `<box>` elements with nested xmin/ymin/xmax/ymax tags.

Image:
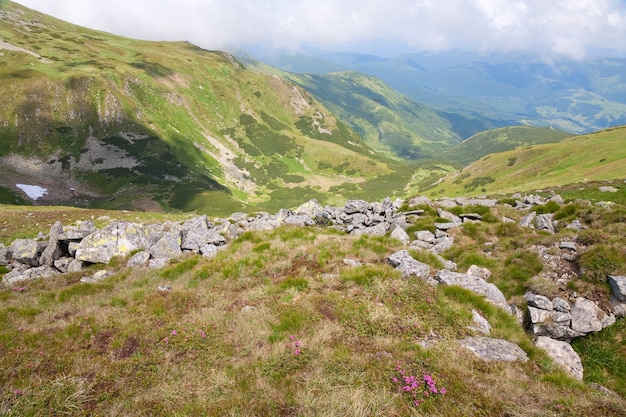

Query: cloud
<box><xmin>15</xmin><ymin>0</ymin><xmax>626</xmax><ymax>58</ymax></box>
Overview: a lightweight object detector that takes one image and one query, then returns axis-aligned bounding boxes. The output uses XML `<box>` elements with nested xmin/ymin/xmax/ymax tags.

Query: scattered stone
<box><xmin>535</xmin><ymin>214</ymin><xmax>555</xmax><ymax>233</ymax></box>
<box><xmin>3</xmin><ymin>265</ymin><xmax>59</xmax><ymax>286</ymax></box>
<box><xmin>534</xmin><ymin>336</ymin><xmax>583</xmax><ymax>380</ymax></box>
<box><xmin>460</xmin><ymin>213</ymin><xmax>482</xmax><ymax>222</ymax></box>
<box><xmin>599</xmin><ymin>186</ymin><xmax>618</xmax><ymax>193</ymax></box>
<box><xmin>519</xmin><ymin>212</ymin><xmax>536</xmax><ymax>228</ymax></box>
<box><xmin>559</xmin><ymin>241</ymin><xmax>577</xmax><ymax>251</ymax></box>
<box><xmin>386</xmin><ymin>250</ymin><xmax>430</xmax><ymax>279</ymax></box>
<box><xmin>343</xmin><ymin>258</ymin><xmax>362</xmax><ymax>268</ymax></box>
<box><xmin>459</xmin><ymin>337</ymin><xmax>529</xmax><ymax>362</ymax></box>
<box><xmin>241</xmin><ymin>305</ymin><xmax>257</xmax><ymax>313</ymax></box>
<box><xmin>158</xmin><ymin>285</ymin><xmax>173</xmax><ymax>292</ymax></box>
<box><xmin>566</xmin><ymin>219</ymin><xmax>584</xmax><ymax>230</ymax></box>
<box><xmin>435</xmin><ymin>222</ymin><xmax>460</xmax><ymax>231</ymax></box>
<box><xmin>414</xmin><ymin>230</ymin><xmax>436</xmax><ymax>243</ymax></box>
<box><xmin>430</xmin><ymin>236</ymin><xmax>455</xmax><ymax>254</ymax></box>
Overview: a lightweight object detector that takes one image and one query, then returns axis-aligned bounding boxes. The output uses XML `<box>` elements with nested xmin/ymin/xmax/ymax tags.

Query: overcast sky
<box><xmin>15</xmin><ymin>0</ymin><xmax>626</xmax><ymax>59</ymax></box>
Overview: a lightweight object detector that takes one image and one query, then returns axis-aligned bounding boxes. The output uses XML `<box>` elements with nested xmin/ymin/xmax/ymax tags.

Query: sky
<box><xmin>14</xmin><ymin>0</ymin><xmax>626</xmax><ymax>59</ymax></box>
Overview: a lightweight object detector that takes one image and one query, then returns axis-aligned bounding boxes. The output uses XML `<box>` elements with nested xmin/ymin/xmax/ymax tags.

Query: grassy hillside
<box><xmin>443</xmin><ymin>126</ymin><xmax>573</xmax><ymax>166</ymax></box>
<box><xmin>425</xmin><ymin>126</ymin><xmax>626</xmax><ymax>197</ymax></box>
<box><xmin>0</xmin><ymin>1</ymin><xmax>412</xmax><ymax>214</ymax></box>
<box><xmin>2</xmin><ymin>186</ymin><xmax>626</xmax><ymax>415</ymax></box>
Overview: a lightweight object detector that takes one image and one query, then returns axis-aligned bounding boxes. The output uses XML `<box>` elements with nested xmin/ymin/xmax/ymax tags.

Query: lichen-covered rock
<box><xmin>459</xmin><ymin>337</ymin><xmax>528</xmax><ymax>362</ymax></box>
<box><xmin>344</xmin><ymin>200</ymin><xmax>369</xmax><ymax>214</ymax></box>
<box><xmin>149</xmin><ymin>231</ymin><xmax>182</xmax><ymax>260</ymax></box>
<box><xmin>0</xmin><ymin>243</ymin><xmax>10</xmax><ymax>266</ymax></box>
<box><xmin>535</xmin><ymin>336</ymin><xmax>583</xmax><ymax>380</ymax></box>
<box><xmin>468</xmin><ymin>265</ymin><xmax>492</xmax><ymax>281</ymax></box>
<box><xmin>524</xmin><ymin>292</ymin><xmax>553</xmax><ymax>311</ymax></box>
<box><xmin>9</xmin><ymin>238</ymin><xmax>42</xmax><ymax>266</ymax></box>
<box><xmin>75</xmin><ymin>221</ymin><xmax>150</xmax><ymax>264</ymax></box>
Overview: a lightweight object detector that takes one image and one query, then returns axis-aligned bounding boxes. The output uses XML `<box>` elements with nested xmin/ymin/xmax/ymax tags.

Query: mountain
<box><xmin>255</xmin><ymin>50</ymin><xmax>626</xmax><ymax>135</ymax></box>
<box><xmin>0</xmin><ymin>1</ymin><xmax>412</xmax><ymax>214</ymax></box>
<box><xmin>424</xmin><ymin>125</ymin><xmax>626</xmax><ymax>197</ymax></box>
<box><xmin>442</xmin><ymin>126</ymin><xmax>573</xmax><ymax>166</ymax></box>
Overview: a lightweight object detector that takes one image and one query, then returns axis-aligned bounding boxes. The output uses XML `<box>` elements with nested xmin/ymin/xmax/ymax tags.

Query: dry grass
<box><xmin>1</xmin><ymin>202</ymin><xmax>626</xmax><ymax>415</ymax></box>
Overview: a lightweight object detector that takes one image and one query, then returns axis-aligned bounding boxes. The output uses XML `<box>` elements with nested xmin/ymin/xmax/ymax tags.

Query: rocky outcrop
<box><xmin>435</xmin><ymin>269</ymin><xmax>509</xmax><ymax>311</ymax></box>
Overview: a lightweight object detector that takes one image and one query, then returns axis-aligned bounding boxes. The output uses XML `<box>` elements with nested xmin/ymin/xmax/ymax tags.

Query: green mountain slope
<box><xmin>444</xmin><ymin>126</ymin><xmax>573</xmax><ymax>166</ymax></box>
<box><xmin>285</xmin><ymin>71</ymin><xmax>462</xmax><ymax>160</ymax></box>
<box><xmin>0</xmin><ymin>2</ymin><xmax>411</xmax><ymax>213</ymax></box>
<box><xmin>425</xmin><ymin>126</ymin><xmax>626</xmax><ymax>197</ymax></box>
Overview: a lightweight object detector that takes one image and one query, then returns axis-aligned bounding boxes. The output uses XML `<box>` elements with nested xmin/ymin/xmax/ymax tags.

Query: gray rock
<box><xmin>149</xmin><ymin>231</ymin><xmax>182</xmax><ymax>260</ymax></box>
<box><xmin>525</xmin><ymin>292</ymin><xmax>553</xmax><ymax>311</ymax></box>
<box><xmin>9</xmin><ymin>238</ymin><xmax>41</xmax><ymax>266</ymax></box>
<box><xmin>200</xmin><ymin>243</ymin><xmax>218</xmax><ymax>258</ymax></box>
<box><xmin>407</xmin><ymin>196</ymin><xmax>432</xmax><ymax>207</ymax></box>
<box><xmin>456</xmin><ymin>197</ymin><xmax>498</xmax><ymax>207</ymax></box>
<box><xmin>460</xmin><ymin>213</ymin><xmax>482</xmax><ymax>222</ymax></box>
<box><xmin>53</xmin><ymin>257</ymin><xmax>73</xmax><ymax>273</ymax></box>
<box><xmin>435</xmin><ymin>270</ymin><xmax>508</xmax><ymax>310</ymax></box>
<box><xmin>3</xmin><ymin>265</ymin><xmax>59</xmax><ymax>286</ymax></box>
<box><xmin>344</xmin><ymin>200</ymin><xmax>369</xmax><ymax>214</ymax></box>
<box><xmin>81</xmin><ymin>269</ymin><xmax>111</xmax><ymax>283</ymax></box>
<box><xmin>389</xmin><ymin>226</ymin><xmax>410</xmax><ymax>245</ymax></box>
<box><xmin>459</xmin><ymin>337</ymin><xmax>528</xmax><ymax>362</ymax></box>
<box><xmin>535</xmin><ymin>214</ymin><xmax>555</xmax><ymax>233</ymax></box>
<box><xmin>430</xmin><ymin>236</ymin><xmax>455</xmax><ymax>254</ymax></box>
<box><xmin>217</xmin><ymin>222</ymin><xmax>240</xmax><ymax>240</ymax></box>
<box><xmin>284</xmin><ymin>214</ymin><xmax>315</xmax><ymax>227</ymax></box>
<box><xmin>75</xmin><ymin>221</ymin><xmax>150</xmax><ymax>264</ymax></box>
<box><xmin>570</xmin><ymin>298</ymin><xmax>605</xmax><ymax>333</ymax></box>
<box><xmin>559</xmin><ymin>241</ymin><xmax>577</xmax><ymax>251</ymax></box>
<box><xmin>0</xmin><ymin>244</ymin><xmax>10</xmax><ymax>266</ymax></box>
<box><xmin>386</xmin><ymin>250</ymin><xmax>430</xmax><ymax>279</ymax></box>
<box><xmin>552</xmin><ymin>297</ymin><xmax>571</xmax><ymax>312</ymax></box>
<box><xmin>127</xmin><ymin>251</ymin><xmax>150</xmax><ymax>268</ymax></box>
<box><xmin>295</xmin><ymin>199</ymin><xmax>328</xmax><ymax>224</ymax></box>
<box><xmin>148</xmin><ymin>258</ymin><xmax>170</xmax><ymax>269</ymax></box>
<box><xmin>181</xmin><ymin>227</ymin><xmax>226</xmax><ymax>251</ymax></box>
<box><xmin>610</xmin><ymin>297</ymin><xmax>626</xmax><ymax>318</ymax></box>
<box><xmin>519</xmin><ymin>212</ymin><xmax>536</xmax><ymax>228</ymax></box>
<box><xmin>67</xmin><ymin>259</ymin><xmax>87</xmax><ymax>273</ymax></box>
<box><xmin>469</xmin><ymin>310</ymin><xmax>492</xmax><ymax>335</ymax></box>
<box><xmin>39</xmin><ymin>221</ymin><xmax>66</xmax><ymax>266</ymax></box>
<box><xmin>527</xmin><ymin>306</ymin><xmax>551</xmax><ymax>325</ymax></box>
<box><xmin>467</xmin><ymin>265</ymin><xmax>492</xmax><ymax>281</ymax></box>
<box><xmin>566</xmin><ymin>219</ymin><xmax>584</xmax><ymax>230</ymax></box>
<box><xmin>437</xmin><ymin>208</ymin><xmax>462</xmax><ymax>224</ymax></box>
<box><xmin>414</xmin><ymin>230</ymin><xmax>436</xmax><ymax>243</ymax></box>
<box><xmin>246</xmin><ymin>218</ymin><xmax>281</xmax><ymax>231</ymax></box>
<box><xmin>351</xmin><ymin>222</ymin><xmax>388</xmax><ymax>237</ymax></box>
<box><xmin>437</xmin><ymin>198</ymin><xmax>458</xmax><ymax>208</ymax></box>
<box><xmin>158</xmin><ymin>285</ymin><xmax>173</xmax><ymax>292</ymax></box>
<box><xmin>68</xmin><ymin>241</ymin><xmax>80</xmax><ymax>257</ymax></box>
<box><xmin>608</xmin><ymin>275</ymin><xmax>626</xmax><ymax>302</ymax></box>
<box><xmin>599</xmin><ymin>186</ymin><xmax>618</xmax><ymax>193</ymax></box>
<box><xmin>534</xmin><ymin>336</ymin><xmax>583</xmax><ymax>380</ymax></box>
<box><xmin>435</xmin><ymin>222</ymin><xmax>460</xmax><ymax>231</ymax></box>
<box><xmin>343</xmin><ymin>259</ymin><xmax>362</xmax><ymax>267</ymax></box>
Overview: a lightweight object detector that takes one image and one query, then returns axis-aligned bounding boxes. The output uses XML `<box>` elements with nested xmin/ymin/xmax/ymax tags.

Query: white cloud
<box><xmin>14</xmin><ymin>0</ymin><xmax>626</xmax><ymax>58</ymax></box>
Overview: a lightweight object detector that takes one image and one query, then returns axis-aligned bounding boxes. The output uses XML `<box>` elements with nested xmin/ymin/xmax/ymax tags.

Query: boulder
<box><xmin>534</xmin><ymin>336</ymin><xmax>583</xmax><ymax>380</ymax></box>
<box><xmin>430</xmin><ymin>236</ymin><xmax>455</xmax><ymax>254</ymax></box>
<box><xmin>344</xmin><ymin>200</ymin><xmax>369</xmax><ymax>214</ymax></box>
<box><xmin>39</xmin><ymin>221</ymin><xmax>66</xmax><ymax>266</ymax></box>
<box><xmin>389</xmin><ymin>226</ymin><xmax>410</xmax><ymax>245</ymax></box>
<box><xmin>455</xmin><ymin>197</ymin><xmax>498</xmax><ymax>207</ymax></box>
<box><xmin>199</xmin><ymin>243</ymin><xmax>218</xmax><ymax>258</ymax></box>
<box><xmin>351</xmin><ymin>222</ymin><xmax>388</xmax><ymax>237</ymax></box>
<box><xmin>608</xmin><ymin>275</ymin><xmax>626</xmax><ymax>302</ymax></box>
<box><xmin>284</xmin><ymin>215</ymin><xmax>315</xmax><ymax>227</ymax></box>
<box><xmin>437</xmin><ymin>208</ymin><xmax>462</xmax><ymax>224</ymax></box>
<box><xmin>386</xmin><ymin>250</ymin><xmax>430</xmax><ymax>279</ymax></box>
<box><xmin>535</xmin><ymin>214</ymin><xmax>555</xmax><ymax>233</ymax></box>
<box><xmin>552</xmin><ymin>297</ymin><xmax>571</xmax><ymax>312</ymax></box>
<box><xmin>3</xmin><ymin>265</ymin><xmax>59</xmax><ymax>286</ymax></box>
<box><xmin>459</xmin><ymin>337</ymin><xmax>528</xmax><ymax>362</ymax></box>
<box><xmin>181</xmin><ymin>227</ymin><xmax>226</xmax><ymax>251</ymax></box>
<box><xmin>295</xmin><ymin>199</ymin><xmax>328</xmax><ymax>224</ymax></box>
<box><xmin>149</xmin><ymin>231</ymin><xmax>182</xmax><ymax>260</ymax></box>
<box><xmin>407</xmin><ymin>196</ymin><xmax>432</xmax><ymax>207</ymax></box>
<box><xmin>9</xmin><ymin>238</ymin><xmax>42</xmax><ymax>266</ymax></box>
<box><xmin>414</xmin><ymin>230</ymin><xmax>436</xmax><ymax>243</ymax></box>
<box><xmin>570</xmin><ymin>298</ymin><xmax>605</xmax><ymax>333</ymax></box>
<box><xmin>75</xmin><ymin>221</ymin><xmax>150</xmax><ymax>264</ymax></box>
<box><xmin>435</xmin><ymin>270</ymin><xmax>508</xmax><ymax>310</ymax></box>
<box><xmin>54</xmin><ymin>257</ymin><xmax>73</xmax><ymax>273</ymax></box>
<box><xmin>67</xmin><ymin>259</ymin><xmax>87</xmax><ymax>273</ymax></box>
<box><xmin>519</xmin><ymin>212</ymin><xmax>536</xmax><ymax>228</ymax></box>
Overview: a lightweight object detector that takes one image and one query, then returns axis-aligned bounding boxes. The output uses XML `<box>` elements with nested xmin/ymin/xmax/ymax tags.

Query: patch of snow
<box><xmin>16</xmin><ymin>184</ymin><xmax>48</xmax><ymax>200</ymax></box>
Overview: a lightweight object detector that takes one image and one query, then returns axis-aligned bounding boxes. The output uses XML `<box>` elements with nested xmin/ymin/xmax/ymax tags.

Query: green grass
<box><xmin>427</xmin><ymin>126</ymin><xmax>626</xmax><ymax>197</ymax></box>
<box><xmin>3</xmin><ymin>180</ymin><xmax>626</xmax><ymax>414</ymax></box>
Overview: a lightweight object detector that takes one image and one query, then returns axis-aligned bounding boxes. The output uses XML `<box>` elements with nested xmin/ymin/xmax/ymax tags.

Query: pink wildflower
<box><xmin>171</xmin><ymin>330</ymin><xmax>177</xmax><ymax>336</ymax></box>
